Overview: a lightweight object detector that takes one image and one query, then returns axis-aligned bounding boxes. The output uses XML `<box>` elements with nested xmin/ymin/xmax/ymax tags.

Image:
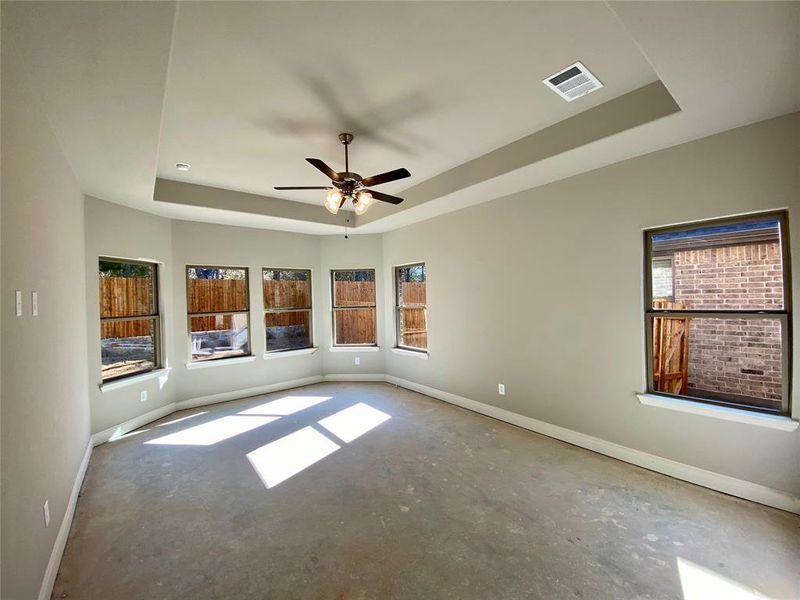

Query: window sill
<box><xmin>328</xmin><ymin>346</ymin><xmax>380</xmax><ymax>353</ymax></box>
<box><xmin>636</xmin><ymin>393</ymin><xmax>798</xmax><ymax>431</ymax></box>
<box><xmin>100</xmin><ymin>368</ymin><xmax>171</xmax><ymax>393</ymax></box>
<box><xmin>185</xmin><ymin>355</ymin><xmax>256</xmax><ymax>370</ymax></box>
<box><xmin>391</xmin><ymin>347</ymin><xmax>429</xmax><ymax>359</ymax></box>
<box><xmin>264</xmin><ymin>347</ymin><xmax>318</xmax><ymax>359</ymax></box>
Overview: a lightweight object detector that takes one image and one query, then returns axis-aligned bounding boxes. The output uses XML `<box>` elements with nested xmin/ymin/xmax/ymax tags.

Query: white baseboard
<box><xmin>385</xmin><ymin>375</ymin><xmax>800</xmax><ymax>515</ymax></box>
<box><xmin>91</xmin><ymin>403</ymin><xmax>177</xmax><ymax>446</ymax></box>
<box><xmin>323</xmin><ymin>373</ymin><xmax>386</xmax><ymax>382</ymax></box>
<box><xmin>38</xmin><ymin>440</ymin><xmax>92</xmax><ymax>600</ymax></box>
<box><xmin>174</xmin><ymin>376</ymin><xmax>324</xmax><ymax>410</ymax></box>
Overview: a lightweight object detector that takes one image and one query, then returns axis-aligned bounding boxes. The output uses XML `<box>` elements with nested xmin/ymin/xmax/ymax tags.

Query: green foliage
<box><xmin>99</xmin><ymin>260</ymin><xmax>151</xmax><ymax>278</ymax></box>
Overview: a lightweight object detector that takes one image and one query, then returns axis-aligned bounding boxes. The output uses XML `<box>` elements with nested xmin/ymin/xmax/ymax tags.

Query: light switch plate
<box><xmin>43</xmin><ymin>500</ymin><xmax>50</xmax><ymax>527</ymax></box>
<box><xmin>32</xmin><ymin>291</ymin><xmax>38</xmax><ymax>316</ymax></box>
<box><xmin>140</xmin><ymin>390</ymin><xmax>148</xmax><ymax>402</ymax></box>
<box><xmin>15</xmin><ymin>290</ymin><xmax>22</xmax><ymax>316</ymax></box>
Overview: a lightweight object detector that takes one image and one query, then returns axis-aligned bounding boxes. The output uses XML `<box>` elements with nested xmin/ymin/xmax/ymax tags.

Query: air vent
<box><xmin>543</xmin><ymin>61</ymin><xmax>603</xmax><ymax>102</ymax></box>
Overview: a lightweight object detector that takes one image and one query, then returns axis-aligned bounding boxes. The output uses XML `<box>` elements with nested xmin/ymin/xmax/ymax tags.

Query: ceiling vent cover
<box><xmin>543</xmin><ymin>61</ymin><xmax>603</xmax><ymax>102</ymax></box>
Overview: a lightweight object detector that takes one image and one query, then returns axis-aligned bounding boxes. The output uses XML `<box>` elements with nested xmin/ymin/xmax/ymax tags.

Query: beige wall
<box><xmin>320</xmin><ymin>234</ymin><xmax>387</xmax><ymax>375</ymax></box>
<box><xmin>382</xmin><ymin>112</ymin><xmax>800</xmax><ymax>497</ymax></box>
<box><xmin>84</xmin><ymin>197</ymin><xmax>177</xmax><ymax>433</ymax></box>
<box><xmin>169</xmin><ymin>221</ymin><xmax>323</xmax><ymax>401</ymax></box>
<box><xmin>1</xmin><ymin>43</ymin><xmax>91</xmax><ymax>600</ymax></box>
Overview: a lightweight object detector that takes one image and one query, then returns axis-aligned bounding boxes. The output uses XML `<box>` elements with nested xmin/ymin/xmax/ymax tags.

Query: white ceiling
<box><xmin>3</xmin><ymin>1</ymin><xmax>799</xmax><ymax>235</ymax></box>
<box><xmin>157</xmin><ymin>1</ymin><xmax>656</xmax><ymax>203</ymax></box>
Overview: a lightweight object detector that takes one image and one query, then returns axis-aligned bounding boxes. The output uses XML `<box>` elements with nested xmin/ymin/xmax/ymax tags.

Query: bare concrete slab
<box><xmin>53</xmin><ymin>383</ymin><xmax>800</xmax><ymax>599</ymax></box>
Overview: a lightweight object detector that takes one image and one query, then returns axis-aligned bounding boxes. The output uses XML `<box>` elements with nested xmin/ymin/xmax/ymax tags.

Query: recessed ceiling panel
<box><xmin>157</xmin><ymin>2</ymin><xmax>657</xmax><ymax>205</ymax></box>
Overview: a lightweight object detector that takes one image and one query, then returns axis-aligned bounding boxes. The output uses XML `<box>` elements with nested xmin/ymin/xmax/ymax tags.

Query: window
<box><xmin>645</xmin><ymin>212</ymin><xmax>791</xmax><ymax>415</ymax></box>
<box><xmin>186</xmin><ymin>266</ymin><xmax>250</xmax><ymax>362</ymax></box>
<box><xmin>331</xmin><ymin>269</ymin><xmax>377</xmax><ymax>346</ymax></box>
<box><xmin>263</xmin><ymin>269</ymin><xmax>313</xmax><ymax>352</ymax></box>
<box><xmin>99</xmin><ymin>258</ymin><xmax>160</xmax><ymax>382</ymax></box>
<box><xmin>395</xmin><ymin>263</ymin><xmax>428</xmax><ymax>352</ymax></box>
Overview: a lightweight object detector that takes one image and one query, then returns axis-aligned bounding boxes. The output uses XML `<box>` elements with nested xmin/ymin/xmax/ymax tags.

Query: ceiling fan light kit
<box><xmin>275</xmin><ymin>132</ymin><xmax>410</xmax><ymax>218</ymax></box>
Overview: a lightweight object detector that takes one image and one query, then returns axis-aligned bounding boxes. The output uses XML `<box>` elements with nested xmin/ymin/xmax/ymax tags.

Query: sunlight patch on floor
<box><xmin>246</xmin><ymin>426</ymin><xmax>340</xmax><ymax>488</ymax></box>
<box><xmin>145</xmin><ymin>415</ymin><xmax>278</xmax><ymax>446</ymax></box>
<box><xmin>318</xmin><ymin>402</ymin><xmax>391</xmax><ymax>443</ymax></box>
<box><xmin>238</xmin><ymin>395</ymin><xmax>332</xmax><ymax>416</ymax></box>
<box><xmin>677</xmin><ymin>557</ymin><xmax>771</xmax><ymax>600</ymax></box>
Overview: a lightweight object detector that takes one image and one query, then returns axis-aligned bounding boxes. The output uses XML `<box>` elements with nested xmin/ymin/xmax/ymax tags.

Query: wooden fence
<box><xmin>100</xmin><ymin>277</ymin><xmax>153</xmax><ymax>338</ymax></box>
<box><xmin>263</xmin><ymin>280</ymin><xmax>311</xmax><ymax>309</ymax></box>
<box><xmin>652</xmin><ymin>300</ymin><xmax>689</xmax><ymax>395</ymax></box>
<box><xmin>101</xmin><ymin>277</ymin><xmax>426</xmax><ymax>346</ymax></box>
<box><xmin>334</xmin><ymin>308</ymin><xmax>376</xmax><ymax>345</ymax></box>
<box><xmin>188</xmin><ymin>278</ymin><xmax>248</xmax><ymax>313</ymax></box>
<box><xmin>334</xmin><ymin>281</ymin><xmax>376</xmax><ymax>307</ymax></box>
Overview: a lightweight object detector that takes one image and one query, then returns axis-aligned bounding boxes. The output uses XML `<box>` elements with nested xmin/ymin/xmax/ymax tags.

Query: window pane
<box><xmin>650</xmin><ymin>218</ymin><xmax>784</xmax><ymax>310</ymax></box>
<box><xmin>187</xmin><ymin>267</ymin><xmax>248</xmax><ymax>313</ymax></box>
<box><xmin>399</xmin><ymin>307</ymin><xmax>427</xmax><ymax>350</ymax></box>
<box><xmin>398</xmin><ymin>264</ymin><xmax>426</xmax><ymax>305</ymax></box>
<box><xmin>334</xmin><ymin>308</ymin><xmax>376</xmax><ymax>345</ymax></box>
<box><xmin>266</xmin><ymin>310</ymin><xmax>311</xmax><ymax>352</ymax></box>
<box><xmin>99</xmin><ymin>260</ymin><xmax>154</xmax><ymax>317</ymax></box>
<box><xmin>263</xmin><ymin>269</ymin><xmax>310</xmax><ymax>309</ymax></box>
<box><xmin>101</xmin><ymin>318</ymin><xmax>156</xmax><ymax>380</ymax></box>
<box><xmin>652</xmin><ymin>316</ymin><xmax>783</xmax><ymax>411</ymax></box>
<box><xmin>190</xmin><ymin>313</ymin><xmax>249</xmax><ymax>361</ymax></box>
<box><xmin>333</xmin><ymin>270</ymin><xmax>375</xmax><ymax>307</ymax></box>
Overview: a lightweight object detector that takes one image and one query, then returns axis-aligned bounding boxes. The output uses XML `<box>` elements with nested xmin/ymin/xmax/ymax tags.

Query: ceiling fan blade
<box><xmin>365</xmin><ymin>189</ymin><xmax>404</xmax><ymax>205</ymax></box>
<box><xmin>306</xmin><ymin>158</ymin><xmax>342</xmax><ymax>181</ymax></box>
<box><xmin>361</xmin><ymin>168</ymin><xmax>411</xmax><ymax>187</ymax></box>
<box><xmin>274</xmin><ymin>186</ymin><xmax>330</xmax><ymax>190</ymax></box>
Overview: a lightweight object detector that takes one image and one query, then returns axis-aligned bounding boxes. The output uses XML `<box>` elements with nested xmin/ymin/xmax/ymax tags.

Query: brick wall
<box><xmin>671</xmin><ymin>242</ymin><xmax>783</xmax><ymax>403</ymax></box>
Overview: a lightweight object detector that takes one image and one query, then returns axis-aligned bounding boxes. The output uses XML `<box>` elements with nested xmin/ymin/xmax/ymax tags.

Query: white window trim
<box><xmin>328</xmin><ymin>346</ymin><xmax>380</xmax><ymax>353</ymax></box>
<box><xmin>263</xmin><ymin>347</ymin><xmax>318</xmax><ymax>359</ymax></box>
<box><xmin>637</xmin><ymin>393</ymin><xmax>798</xmax><ymax>431</ymax></box>
<box><xmin>391</xmin><ymin>347</ymin><xmax>428</xmax><ymax>359</ymax></box>
<box><xmin>185</xmin><ymin>355</ymin><xmax>256</xmax><ymax>370</ymax></box>
<box><xmin>100</xmin><ymin>368</ymin><xmax>172</xmax><ymax>393</ymax></box>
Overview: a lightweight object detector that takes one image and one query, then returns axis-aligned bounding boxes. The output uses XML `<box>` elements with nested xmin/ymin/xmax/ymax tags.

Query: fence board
<box><xmin>334</xmin><ymin>281</ymin><xmax>375</xmax><ymax>307</ymax></box>
<box><xmin>100</xmin><ymin>276</ymin><xmax>152</xmax><ymax>318</ymax></box>
<box><xmin>652</xmin><ymin>300</ymin><xmax>689</xmax><ymax>395</ymax></box>
<box><xmin>188</xmin><ymin>278</ymin><xmax>248</xmax><ymax>313</ymax></box>
<box><xmin>263</xmin><ymin>280</ymin><xmax>310</xmax><ymax>309</ymax></box>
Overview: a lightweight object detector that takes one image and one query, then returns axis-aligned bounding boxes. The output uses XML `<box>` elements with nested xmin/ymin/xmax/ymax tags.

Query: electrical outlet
<box><xmin>498</xmin><ymin>383</ymin><xmax>506</xmax><ymax>395</ymax></box>
<box><xmin>15</xmin><ymin>290</ymin><xmax>22</xmax><ymax>316</ymax></box>
<box><xmin>354</xmin><ymin>356</ymin><xmax>361</xmax><ymax>366</ymax></box>
<box><xmin>43</xmin><ymin>500</ymin><xmax>50</xmax><ymax>527</ymax></box>
<box><xmin>32</xmin><ymin>291</ymin><xmax>38</xmax><ymax>316</ymax></box>
<box><xmin>140</xmin><ymin>390</ymin><xmax>148</xmax><ymax>402</ymax></box>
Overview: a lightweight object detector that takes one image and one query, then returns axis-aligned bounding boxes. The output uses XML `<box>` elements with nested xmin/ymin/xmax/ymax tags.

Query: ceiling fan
<box><xmin>275</xmin><ymin>133</ymin><xmax>410</xmax><ymax>216</ymax></box>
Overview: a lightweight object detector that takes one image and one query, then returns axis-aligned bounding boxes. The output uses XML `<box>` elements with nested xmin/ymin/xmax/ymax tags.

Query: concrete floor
<box><xmin>54</xmin><ymin>382</ymin><xmax>799</xmax><ymax>599</ymax></box>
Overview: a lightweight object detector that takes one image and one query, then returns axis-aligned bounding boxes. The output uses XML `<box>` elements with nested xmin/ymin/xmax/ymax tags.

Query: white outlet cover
<box><xmin>354</xmin><ymin>357</ymin><xmax>361</xmax><ymax>366</ymax></box>
<box><xmin>15</xmin><ymin>290</ymin><xmax>22</xmax><ymax>316</ymax></box>
<box><xmin>32</xmin><ymin>291</ymin><xmax>38</xmax><ymax>316</ymax></box>
<box><xmin>498</xmin><ymin>384</ymin><xmax>506</xmax><ymax>395</ymax></box>
<box><xmin>43</xmin><ymin>499</ymin><xmax>50</xmax><ymax>527</ymax></box>
<box><xmin>140</xmin><ymin>390</ymin><xmax>148</xmax><ymax>402</ymax></box>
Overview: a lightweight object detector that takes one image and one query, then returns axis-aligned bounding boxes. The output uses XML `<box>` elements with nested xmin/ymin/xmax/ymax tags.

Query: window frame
<box><xmin>330</xmin><ymin>268</ymin><xmax>378</xmax><ymax>347</ymax></box>
<box><xmin>263</xmin><ymin>267</ymin><xmax>313</xmax><ymax>353</ymax></box>
<box><xmin>644</xmin><ymin>211</ymin><xmax>792</xmax><ymax>416</ymax></box>
<box><xmin>185</xmin><ymin>264</ymin><xmax>252</xmax><ymax>363</ymax></box>
<box><xmin>394</xmin><ymin>262</ymin><xmax>428</xmax><ymax>353</ymax></box>
<box><xmin>99</xmin><ymin>257</ymin><xmax>162</xmax><ymax>383</ymax></box>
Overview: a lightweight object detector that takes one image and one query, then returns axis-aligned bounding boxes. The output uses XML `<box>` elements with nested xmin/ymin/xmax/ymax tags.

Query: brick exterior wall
<box><xmin>671</xmin><ymin>242</ymin><xmax>783</xmax><ymax>403</ymax></box>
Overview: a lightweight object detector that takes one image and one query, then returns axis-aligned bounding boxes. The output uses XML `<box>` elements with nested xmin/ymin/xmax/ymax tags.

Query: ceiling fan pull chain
<box><xmin>344</xmin><ymin>216</ymin><xmax>349</xmax><ymax>239</ymax></box>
